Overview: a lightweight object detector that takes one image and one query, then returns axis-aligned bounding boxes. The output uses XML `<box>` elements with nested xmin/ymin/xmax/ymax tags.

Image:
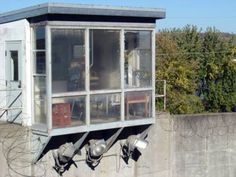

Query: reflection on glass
<box><xmin>34</xmin><ymin>76</ymin><xmax>46</xmax><ymax>99</ymax></box>
<box><xmin>34</xmin><ymin>76</ymin><xmax>46</xmax><ymax>124</ymax></box>
<box><xmin>34</xmin><ymin>52</ymin><xmax>46</xmax><ymax>74</ymax></box>
<box><xmin>33</xmin><ymin>26</ymin><xmax>46</xmax><ymax>125</ymax></box>
<box><xmin>90</xmin><ymin>30</ymin><xmax>120</xmax><ymax>90</ymax></box>
<box><xmin>90</xmin><ymin>94</ymin><xmax>121</xmax><ymax>124</ymax></box>
<box><xmin>34</xmin><ymin>100</ymin><xmax>47</xmax><ymax>124</ymax></box>
<box><xmin>51</xmin><ymin>29</ymin><xmax>85</xmax><ymax>93</ymax></box>
<box><xmin>125</xmin><ymin>31</ymin><xmax>152</xmax><ymax>88</ymax></box>
<box><xmin>52</xmin><ymin>96</ymin><xmax>86</xmax><ymax>128</ymax></box>
<box><xmin>125</xmin><ymin>91</ymin><xmax>152</xmax><ymax>119</ymax></box>
<box><xmin>34</xmin><ymin>26</ymin><xmax>45</xmax><ymax>50</ymax></box>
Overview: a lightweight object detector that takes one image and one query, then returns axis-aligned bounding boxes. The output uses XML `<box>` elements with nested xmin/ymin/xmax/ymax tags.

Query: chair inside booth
<box><xmin>125</xmin><ymin>91</ymin><xmax>152</xmax><ymax>119</ymax></box>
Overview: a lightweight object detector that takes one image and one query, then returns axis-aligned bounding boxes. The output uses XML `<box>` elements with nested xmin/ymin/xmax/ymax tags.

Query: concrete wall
<box><xmin>172</xmin><ymin>113</ymin><xmax>236</xmax><ymax>177</ymax></box>
<box><xmin>0</xmin><ymin>19</ymin><xmax>32</xmax><ymax>125</ymax></box>
<box><xmin>1</xmin><ymin>112</ymin><xmax>236</xmax><ymax>177</ymax></box>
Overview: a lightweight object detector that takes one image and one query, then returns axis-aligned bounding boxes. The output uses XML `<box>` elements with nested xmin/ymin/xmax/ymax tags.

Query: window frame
<box><xmin>31</xmin><ymin>22</ymin><xmax>156</xmax><ymax>135</ymax></box>
<box><xmin>31</xmin><ymin>26</ymin><xmax>47</xmax><ymax>127</ymax></box>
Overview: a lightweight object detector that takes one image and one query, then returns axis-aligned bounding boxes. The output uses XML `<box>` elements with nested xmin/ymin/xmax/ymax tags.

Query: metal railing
<box><xmin>155</xmin><ymin>80</ymin><xmax>166</xmax><ymax>111</ymax></box>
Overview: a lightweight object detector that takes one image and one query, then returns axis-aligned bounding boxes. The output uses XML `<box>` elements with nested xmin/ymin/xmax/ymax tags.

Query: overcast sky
<box><xmin>1</xmin><ymin>0</ymin><xmax>236</xmax><ymax>33</ymax></box>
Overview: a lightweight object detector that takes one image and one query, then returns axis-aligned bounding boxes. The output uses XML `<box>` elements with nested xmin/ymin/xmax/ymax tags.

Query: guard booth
<box><xmin>0</xmin><ymin>3</ymin><xmax>165</xmax><ymax>174</ymax></box>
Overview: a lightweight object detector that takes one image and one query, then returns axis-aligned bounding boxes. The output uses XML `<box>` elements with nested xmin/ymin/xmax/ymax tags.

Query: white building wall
<box><xmin>0</xmin><ymin>19</ymin><xmax>32</xmax><ymax>126</ymax></box>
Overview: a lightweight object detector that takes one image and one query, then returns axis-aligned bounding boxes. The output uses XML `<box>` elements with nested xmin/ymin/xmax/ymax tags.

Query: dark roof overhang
<box><xmin>0</xmin><ymin>3</ymin><xmax>166</xmax><ymax>24</ymax></box>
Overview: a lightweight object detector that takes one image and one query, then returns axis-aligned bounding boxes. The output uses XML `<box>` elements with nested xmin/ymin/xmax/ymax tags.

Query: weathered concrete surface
<box><xmin>0</xmin><ymin>114</ymin><xmax>171</xmax><ymax>177</ymax></box>
<box><xmin>1</xmin><ymin>112</ymin><xmax>236</xmax><ymax>177</ymax></box>
<box><xmin>136</xmin><ymin>112</ymin><xmax>171</xmax><ymax>177</ymax></box>
<box><xmin>172</xmin><ymin>113</ymin><xmax>236</xmax><ymax>177</ymax></box>
<box><xmin>0</xmin><ymin>122</ymin><xmax>32</xmax><ymax>177</ymax></box>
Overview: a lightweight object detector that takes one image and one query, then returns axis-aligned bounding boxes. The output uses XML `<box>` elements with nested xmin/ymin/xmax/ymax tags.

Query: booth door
<box><xmin>5</xmin><ymin>41</ymin><xmax>22</xmax><ymax>123</ymax></box>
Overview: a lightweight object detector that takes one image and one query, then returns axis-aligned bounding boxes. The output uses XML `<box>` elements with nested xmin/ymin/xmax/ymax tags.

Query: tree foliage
<box><xmin>200</xmin><ymin>28</ymin><xmax>236</xmax><ymax>112</ymax></box>
<box><xmin>156</xmin><ymin>25</ymin><xmax>236</xmax><ymax>114</ymax></box>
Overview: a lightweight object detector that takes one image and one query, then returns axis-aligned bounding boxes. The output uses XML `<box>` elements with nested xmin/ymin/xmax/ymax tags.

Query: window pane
<box><xmin>34</xmin><ymin>76</ymin><xmax>46</xmax><ymax>99</ymax></box>
<box><xmin>90</xmin><ymin>93</ymin><xmax>121</xmax><ymax>124</ymax></box>
<box><xmin>10</xmin><ymin>51</ymin><xmax>18</xmax><ymax>81</ymax></box>
<box><xmin>34</xmin><ymin>26</ymin><xmax>45</xmax><ymax>50</ymax></box>
<box><xmin>125</xmin><ymin>91</ymin><xmax>152</xmax><ymax>119</ymax></box>
<box><xmin>51</xmin><ymin>29</ymin><xmax>85</xmax><ymax>93</ymax></box>
<box><xmin>125</xmin><ymin>31</ymin><xmax>152</xmax><ymax>88</ymax></box>
<box><xmin>90</xmin><ymin>30</ymin><xmax>120</xmax><ymax>90</ymax></box>
<box><xmin>34</xmin><ymin>100</ymin><xmax>47</xmax><ymax>124</ymax></box>
<box><xmin>34</xmin><ymin>52</ymin><xmax>46</xmax><ymax>74</ymax></box>
<box><xmin>52</xmin><ymin>96</ymin><xmax>86</xmax><ymax>128</ymax></box>
<box><xmin>34</xmin><ymin>76</ymin><xmax>46</xmax><ymax>124</ymax></box>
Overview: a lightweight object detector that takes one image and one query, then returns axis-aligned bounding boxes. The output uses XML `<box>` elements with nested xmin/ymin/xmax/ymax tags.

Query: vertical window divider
<box><xmin>121</xmin><ymin>29</ymin><xmax>125</xmax><ymax>121</ymax></box>
<box><xmin>85</xmin><ymin>28</ymin><xmax>90</xmax><ymax>125</ymax></box>
<box><xmin>46</xmin><ymin>26</ymin><xmax>52</xmax><ymax>130</ymax></box>
<box><xmin>30</xmin><ymin>27</ymin><xmax>35</xmax><ymax>125</ymax></box>
<box><xmin>152</xmin><ymin>29</ymin><xmax>156</xmax><ymax>119</ymax></box>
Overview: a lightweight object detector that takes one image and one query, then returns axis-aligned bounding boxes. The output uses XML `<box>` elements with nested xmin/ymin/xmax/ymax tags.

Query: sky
<box><xmin>0</xmin><ymin>0</ymin><xmax>236</xmax><ymax>33</ymax></box>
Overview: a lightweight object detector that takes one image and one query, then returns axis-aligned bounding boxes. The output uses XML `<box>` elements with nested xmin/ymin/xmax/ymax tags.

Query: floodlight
<box><xmin>121</xmin><ymin>135</ymin><xmax>149</xmax><ymax>164</ymax></box>
<box><xmin>133</xmin><ymin>138</ymin><xmax>148</xmax><ymax>149</ymax></box>
<box><xmin>89</xmin><ymin>139</ymin><xmax>107</xmax><ymax>157</ymax></box>
<box><xmin>126</xmin><ymin>135</ymin><xmax>148</xmax><ymax>150</ymax></box>
<box><xmin>86</xmin><ymin>139</ymin><xmax>107</xmax><ymax>168</ymax></box>
<box><xmin>52</xmin><ymin>143</ymin><xmax>76</xmax><ymax>175</ymax></box>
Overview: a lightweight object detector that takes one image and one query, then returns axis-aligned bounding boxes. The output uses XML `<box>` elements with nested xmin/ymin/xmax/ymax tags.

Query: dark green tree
<box><xmin>156</xmin><ymin>27</ymin><xmax>204</xmax><ymax>114</ymax></box>
<box><xmin>156</xmin><ymin>26</ymin><xmax>236</xmax><ymax>114</ymax></box>
<box><xmin>199</xmin><ymin>28</ymin><xmax>236</xmax><ymax>112</ymax></box>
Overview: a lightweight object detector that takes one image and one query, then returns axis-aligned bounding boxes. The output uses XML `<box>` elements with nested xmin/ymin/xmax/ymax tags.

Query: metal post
<box><xmin>85</xmin><ymin>28</ymin><xmax>90</xmax><ymax>126</ymax></box>
<box><xmin>152</xmin><ymin>29</ymin><xmax>156</xmax><ymax>118</ymax></box>
<box><xmin>120</xmin><ymin>29</ymin><xmax>125</xmax><ymax>121</ymax></box>
<box><xmin>163</xmin><ymin>80</ymin><xmax>166</xmax><ymax>111</ymax></box>
<box><xmin>46</xmin><ymin>25</ymin><xmax>52</xmax><ymax>130</ymax></box>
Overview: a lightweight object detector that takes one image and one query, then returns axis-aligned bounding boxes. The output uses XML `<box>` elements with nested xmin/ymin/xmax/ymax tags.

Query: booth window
<box><xmin>124</xmin><ymin>31</ymin><xmax>153</xmax><ymax>120</ymax></box>
<box><xmin>32</xmin><ymin>26</ymin><xmax>154</xmax><ymax>129</ymax></box>
<box><xmin>124</xmin><ymin>31</ymin><xmax>152</xmax><ymax>88</ymax></box>
<box><xmin>52</xmin><ymin>96</ymin><xmax>86</xmax><ymax>128</ymax></box>
<box><xmin>89</xmin><ymin>30</ymin><xmax>121</xmax><ymax>90</ymax></box>
<box><xmin>33</xmin><ymin>26</ymin><xmax>47</xmax><ymax>125</ymax></box>
<box><xmin>125</xmin><ymin>91</ymin><xmax>152</xmax><ymax>120</ymax></box>
<box><xmin>51</xmin><ymin>29</ymin><xmax>85</xmax><ymax>93</ymax></box>
<box><xmin>90</xmin><ymin>93</ymin><xmax>121</xmax><ymax>124</ymax></box>
<box><xmin>34</xmin><ymin>26</ymin><xmax>45</xmax><ymax>50</ymax></box>
<box><xmin>51</xmin><ymin>29</ymin><xmax>86</xmax><ymax>128</ymax></box>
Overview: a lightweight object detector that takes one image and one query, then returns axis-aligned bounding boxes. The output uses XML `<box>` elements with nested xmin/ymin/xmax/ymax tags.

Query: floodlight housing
<box><xmin>133</xmin><ymin>138</ymin><xmax>148</xmax><ymax>149</ymax></box>
<box><xmin>126</xmin><ymin>135</ymin><xmax>149</xmax><ymax>150</ymax></box>
<box><xmin>88</xmin><ymin>139</ymin><xmax>107</xmax><ymax>157</ymax></box>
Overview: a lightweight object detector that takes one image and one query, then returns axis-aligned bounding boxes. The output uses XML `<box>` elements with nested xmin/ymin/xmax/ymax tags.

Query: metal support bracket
<box><xmin>105</xmin><ymin>127</ymin><xmax>124</xmax><ymax>152</ymax></box>
<box><xmin>86</xmin><ymin>127</ymin><xmax>124</xmax><ymax>169</ymax></box>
